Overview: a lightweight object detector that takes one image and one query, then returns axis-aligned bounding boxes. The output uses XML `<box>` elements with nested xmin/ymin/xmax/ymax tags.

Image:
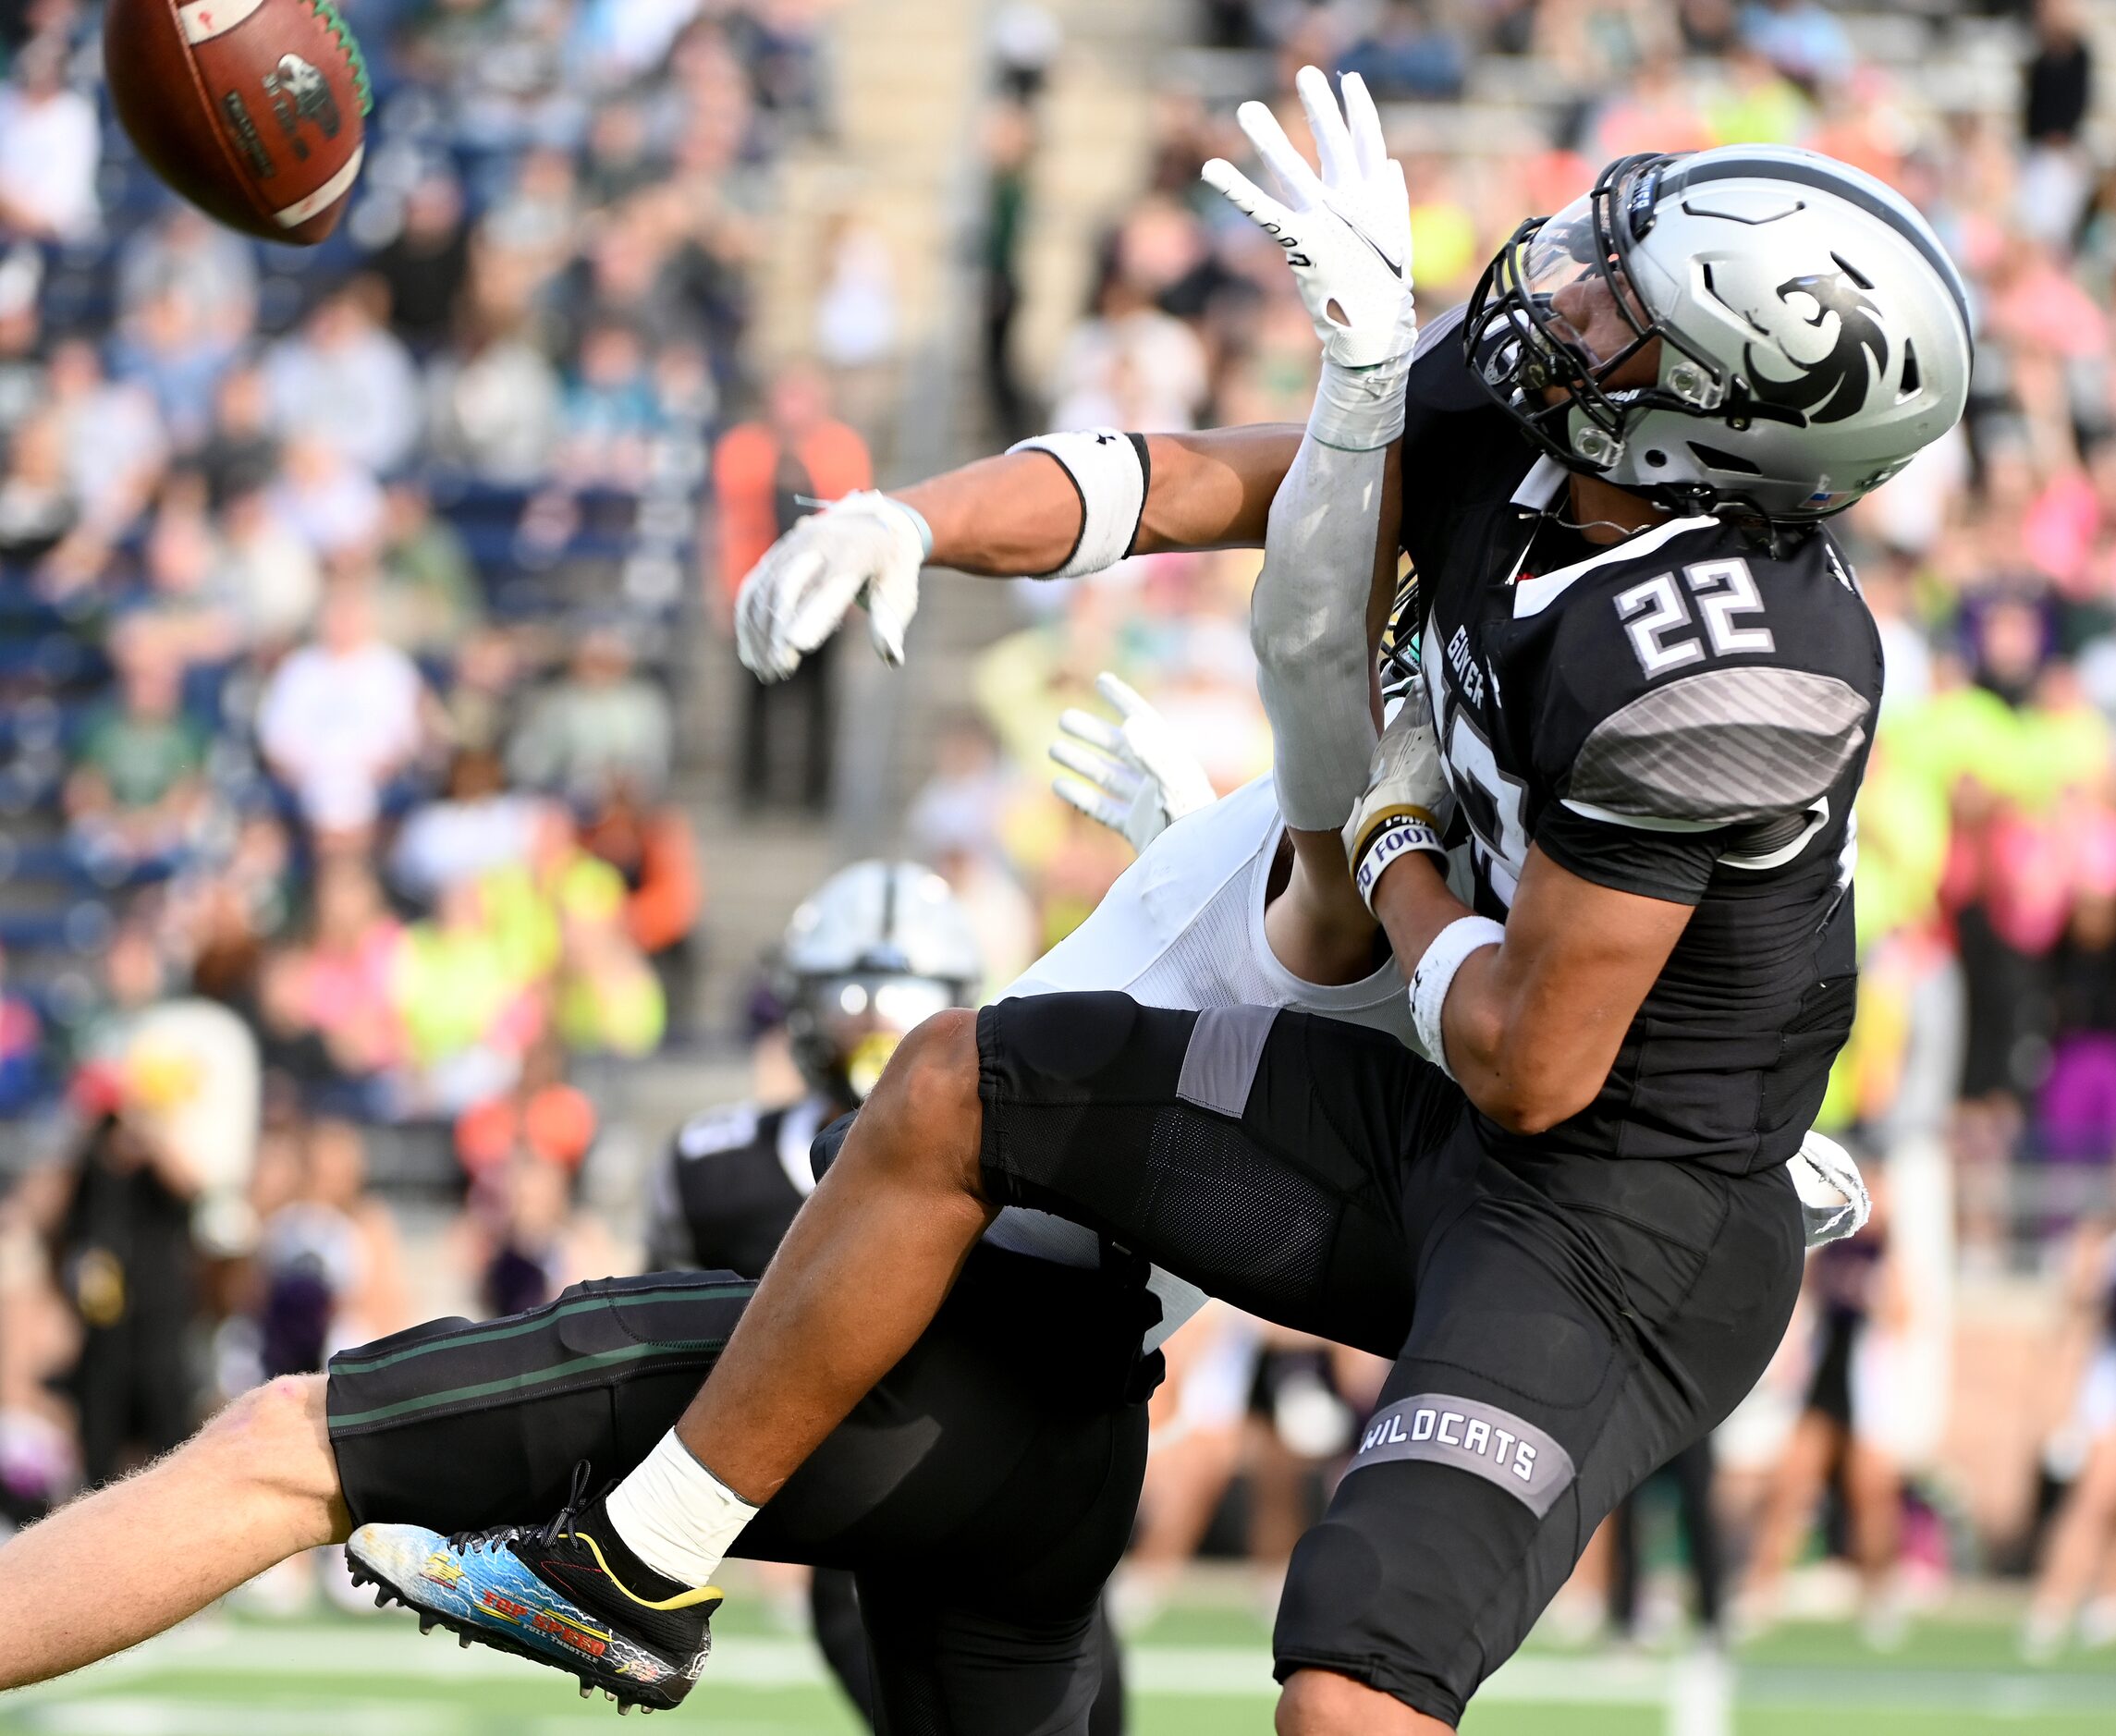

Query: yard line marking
<box><xmin>8</xmin><ymin>1697</ymin><xmax>454</xmax><ymax>1736</ymax></box>
<box><xmin>13</xmin><ymin>1620</ymin><xmax>2116</xmax><ymax>1715</ymax></box>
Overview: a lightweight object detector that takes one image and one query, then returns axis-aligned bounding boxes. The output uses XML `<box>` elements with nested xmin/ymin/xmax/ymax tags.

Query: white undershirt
<box><xmin>983</xmin><ymin>776</ymin><xmax>1415</xmax><ymax>1350</ymax></box>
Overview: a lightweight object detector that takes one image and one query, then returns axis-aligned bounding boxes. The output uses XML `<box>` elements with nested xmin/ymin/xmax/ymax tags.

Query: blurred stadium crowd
<box><xmin>5</xmin><ymin>0</ymin><xmax>2116</xmax><ymax>1682</ymax></box>
<box><xmin>0</xmin><ymin>0</ymin><xmax>821</xmax><ymax>1532</ymax></box>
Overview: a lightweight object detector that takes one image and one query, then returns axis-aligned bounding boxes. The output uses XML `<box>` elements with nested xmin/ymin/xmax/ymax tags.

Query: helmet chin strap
<box><xmin>1551</xmin><ymin>511</ymin><xmax>1649</xmax><ymax>539</ymax></box>
<box><xmin>1552</xmin><ymin>470</ymin><xmax>1671</xmax><ymax>544</ymax></box>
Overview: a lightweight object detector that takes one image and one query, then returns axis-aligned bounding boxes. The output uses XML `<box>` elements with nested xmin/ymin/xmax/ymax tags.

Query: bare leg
<box><xmin>2031</xmin><ymin>1433</ymin><xmax>2116</xmax><ymax>1631</ymax></box>
<box><xmin>1278</xmin><ymin>1668</ymin><xmax>1450</xmax><ymax>1734</ymax></box>
<box><xmin>674</xmin><ymin>1010</ymin><xmax>996</xmax><ymax>1500</ymax></box>
<box><xmin>1740</xmin><ymin>1412</ymin><xmax>1835</xmax><ymax>1615</ymax></box>
<box><xmin>1845</xmin><ymin>1437</ymin><xmax>1902</xmax><ymax>1600</ymax></box>
<box><xmin>1846</xmin><ymin>1435</ymin><xmax>1906</xmax><ymax>1645</ymax></box>
<box><xmin>1131</xmin><ymin>1424</ymin><xmax>1245</xmax><ymax>1574</ymax></box>
<box><xmin>1249</xmin><ymin>1418</ymin><xmax>1309</xmax><ymax>1573</ymax></box>
<box><xmin>0</xmin><ymin>1375</ymin><xmax>349</xmax><ymax>1690</ymax></box>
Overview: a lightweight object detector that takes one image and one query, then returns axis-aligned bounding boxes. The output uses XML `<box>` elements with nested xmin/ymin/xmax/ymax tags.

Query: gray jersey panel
<box><xmin>1565</xmin><ymin>665</ymin><xmax>1872</xmax><ymax>825</ymax></box>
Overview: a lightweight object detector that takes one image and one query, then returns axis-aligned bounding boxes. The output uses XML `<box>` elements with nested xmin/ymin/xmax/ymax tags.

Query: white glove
<box><xmin>1051</xmin><ymin>672</ymin><xmax>1218</xmax><ymax>855</ymax></box>
<box><xmin>734</xmin><ymin>490</ymin><xmax>930</xmax><ymax>681</ymax></box>
<box><xmin>1791</xmin><ymin>1130</ymin><xmax>1871</xmax><ymax>1250</ymax></box>
<box><xmin>1341</xmin><ymin>675</ymin><xmax>1454</xmax><ymax>912</ymax></box>
<box><xmin>1202</xmin><ymin>67</ymin><xmax>1415</xmax><ymax>374</ymax></box>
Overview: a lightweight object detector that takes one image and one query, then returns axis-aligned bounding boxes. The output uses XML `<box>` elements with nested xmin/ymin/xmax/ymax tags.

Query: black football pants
<box><xmin>975</xmin><ymin>992</ymin><xmax>1804</xmax><ymax>1726</ymax></box>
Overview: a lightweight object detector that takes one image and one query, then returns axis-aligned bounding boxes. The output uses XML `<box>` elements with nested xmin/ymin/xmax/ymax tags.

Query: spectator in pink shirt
<box><xmin>299</xmin><ymin>858</ymin><xmax>406</xmax><ymax>1081</ymax></box>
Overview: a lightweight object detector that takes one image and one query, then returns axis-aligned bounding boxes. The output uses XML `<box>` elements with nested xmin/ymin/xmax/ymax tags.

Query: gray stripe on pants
<box><xmin>1346</xmin><ymin>1393</ymin><xmax>1577</xmax><ymax>1519</ymax></box>
<box><xmin>1174</xmin><ymin>1004</ymin><xmax>1278</xmax><ymax>1119</ymax></box>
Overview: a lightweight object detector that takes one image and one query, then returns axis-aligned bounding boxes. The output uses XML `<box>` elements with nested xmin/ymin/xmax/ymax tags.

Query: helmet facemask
<box><xmin>776</xmin><ymin>860</ymin><xmax>985</xmax><ymax>1108</ymax></box>
<box><xmin>1378</xmin><ymin>566</ymin><xmax>1422</xmax><ymax>700</ymax></box>
<box><xmin>789</xmin><ymin>972</ymin><xmax>963</xmax><ymax>1105</ymax></box>
<box><xmin>1464</xmin><ymin>153</ymin><xmax>1732</xmax><ymax>499</ymax></box>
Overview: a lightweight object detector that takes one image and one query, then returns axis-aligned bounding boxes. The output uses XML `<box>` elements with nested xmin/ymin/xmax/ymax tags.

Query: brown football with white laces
<box><xmin>104</xmin><ymin>0</ymin><xmax>372</xmax><ymax>246</ymax></box>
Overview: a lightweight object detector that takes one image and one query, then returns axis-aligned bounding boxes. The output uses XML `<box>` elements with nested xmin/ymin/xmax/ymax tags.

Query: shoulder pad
<box><xmin>674</xmin><ymin>1106</ymin><xmax>764</xmax><ymax>1160</ymax></box>
<box><xmin>1527</xmin><ymin>525</ymin><xmax>1879</xmax><ymax>823</ymax></box>
<box><xmin>1567</xmin><ymin>665</ymin><xmax>1872</xmax><ymax>827</ymax></box>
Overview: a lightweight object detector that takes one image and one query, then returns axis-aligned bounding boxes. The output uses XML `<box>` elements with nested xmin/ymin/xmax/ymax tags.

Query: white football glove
<box><xmin>1202</xmin><ymin>66</ymin><xmax>1416</xmax><ymax>373</ymax></box>
<box><xmin>734</xmin><ymin>490</ymin><xmax>929</xmax><ymax>681</ymax></box>
<box><xmin>1051</xmin><ymin>672</ymin><xmax>1218</xmax><ymax>856</ymax></box>
<box><xmin>1791</xmin><ymin>1130</ymin><xmax>1872</xmax><ymax>1250</ymax></box>
<box><xmin>1341</xmin><ymin>675</ymin><xmax>1454</xmax><ymax>912</ymax></box>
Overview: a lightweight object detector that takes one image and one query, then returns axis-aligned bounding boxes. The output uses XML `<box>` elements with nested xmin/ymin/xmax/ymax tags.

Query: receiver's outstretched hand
<box><xmin>1203</xmin><ymin>66</ymin><xmax>1416</xmax><ymax>373</ymax></box>
<box><xmin>1051</xmin><ymin>672</ymin><xmax>1218</xmax><ymax>856</ymax></box>
<box><xmin>735</xmin><ymin>490</ymin><xmax>929</xmax><ymax>680</ymax></box>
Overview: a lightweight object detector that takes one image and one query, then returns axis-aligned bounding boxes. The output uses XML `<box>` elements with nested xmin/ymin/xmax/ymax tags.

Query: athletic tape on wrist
<box><xmin>1311</xmin><ymin>354</ymin><xmax>1412</xmax><ymax>452</ymax></box>
<box><xmin>1008</xmin><ymin>428</ymin><xmax>1151</xmax><ymax>577</ymax></box>
<box><xmin>1410</xmin><ymin>914</ymin><xmax>1506</xmax><ymax>1081</ymax></box>
<box><xmin>1352</xmin><ymin>811</ymin><xmax>1444</xmax><ymax>913</ymax></box>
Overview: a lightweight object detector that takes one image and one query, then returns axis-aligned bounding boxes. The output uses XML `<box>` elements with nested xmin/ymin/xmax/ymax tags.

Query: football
<box><xmin>104</xmin><ymin>0</ymin><xmax>372</xmax><ymax>246</ymax></box>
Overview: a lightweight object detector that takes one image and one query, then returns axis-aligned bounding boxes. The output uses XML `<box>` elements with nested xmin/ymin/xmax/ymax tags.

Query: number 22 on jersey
<box><xmin>1431</xmin><ymin>556</ymin><xmax>1779</xmax><ymax>909</ymax></box>
<box><xmin>1614</xmin><ymin>558</ymin><xmax>1775</xmax><ymax>677</ymax></box>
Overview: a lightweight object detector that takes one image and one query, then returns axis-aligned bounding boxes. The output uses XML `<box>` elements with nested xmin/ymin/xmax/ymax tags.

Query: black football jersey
<box><xmin>1396</xmin><ymin>310</ymin><xmax>1878</xmax><ymax>1174</ymax></box>
<box><xmin>645</xmin><ymin>1097</ymin><xmax>829</xmax><ymax>1278</ymax></box>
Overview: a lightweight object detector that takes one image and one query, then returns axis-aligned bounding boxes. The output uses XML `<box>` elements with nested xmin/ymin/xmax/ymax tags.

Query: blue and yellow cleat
<box><xmin>345</xmin><ymin>1468</ymin><xmax>723</xmax><ymax>1714</ymax></box>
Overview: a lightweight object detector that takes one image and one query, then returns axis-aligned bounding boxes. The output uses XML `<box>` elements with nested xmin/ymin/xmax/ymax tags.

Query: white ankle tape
<box><xmin>603</xmin><ymin>1430</ymin><xmax>758</xmax><ymax>1590</ymax></box>
<box><xmin>1410</xmin><ymin>915</ymin><xmax>1505</xmax><ymax>1080</ymax></box>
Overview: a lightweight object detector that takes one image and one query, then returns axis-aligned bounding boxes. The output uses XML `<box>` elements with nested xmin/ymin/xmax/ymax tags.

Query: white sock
<box><xmin>603</xmin><ymin>1430</ymin><xmax>759</xmax><ymax>1589</ymax></box>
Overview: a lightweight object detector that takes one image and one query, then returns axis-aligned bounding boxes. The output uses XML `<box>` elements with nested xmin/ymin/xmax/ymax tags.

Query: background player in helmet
<box><xmin>642</xmin><ymin>862</ymin><xmax>1123</xmax><ymax>1733</ymax></box>
<box><xmin>647</xmin><ymin>862</ymin><xmax>983</xmax><ymax>1281</ymax></box>
<box><xmin>561</xmin><ymin>79</ymin><xmax>1965</xmax><ymax>1735</ymax></box>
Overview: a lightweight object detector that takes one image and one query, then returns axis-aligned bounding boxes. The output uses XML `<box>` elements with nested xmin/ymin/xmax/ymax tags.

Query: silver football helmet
<box><xmin>779</xmin><ymin>861</ymin><xmax>983</xmax><ymax>1105</ymax></box>
<box><xmin>1463</xmin><ymin>146</ymin><xmax>1972</xmax><ymax>522</ymax></box>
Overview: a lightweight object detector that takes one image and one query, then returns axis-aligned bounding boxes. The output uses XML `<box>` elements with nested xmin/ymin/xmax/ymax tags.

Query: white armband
<box><xmin>1410</xmin><ymin>915</ymin><xmax>1505</xmax><ymax>1081</ymax></box>
<box><xmin>1008</xmin><ymin>428</ymin><xmax>1150</xmax><ymax>578</ymax></box>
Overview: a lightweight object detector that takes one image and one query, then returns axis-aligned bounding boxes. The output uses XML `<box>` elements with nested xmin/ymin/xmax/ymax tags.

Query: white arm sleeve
<box><xmin>1251</xmin><ymin>417</ymin><xmax>1388</xmax><ymax>831</ymax></box>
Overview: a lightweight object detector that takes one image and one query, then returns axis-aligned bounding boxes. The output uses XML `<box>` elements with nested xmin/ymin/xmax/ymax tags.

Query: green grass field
<box><xmin>6</xmin><ymin>1583</ymin><xmax>2116</xmax><ymax>1735</ymax></box>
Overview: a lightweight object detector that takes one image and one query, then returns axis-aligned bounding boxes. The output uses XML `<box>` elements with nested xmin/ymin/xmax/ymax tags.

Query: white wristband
<box><xmin>1008</xmin><ymin>428</ymin><xmax>1150</xmax><ymax>577</ymax></box>
<box><xmin>1410</xmin><ymin>915</ymin><xmax>1505</xmax><ymax>1081</ymax></box>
